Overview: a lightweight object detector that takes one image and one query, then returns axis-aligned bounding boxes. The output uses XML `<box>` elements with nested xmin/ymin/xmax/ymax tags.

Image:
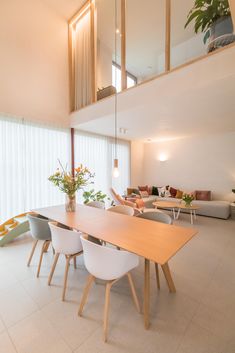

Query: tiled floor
<box><xmin>0</xmin><ymin>214</ymin><xmax>234</xmax><ymax>353</ymax></box>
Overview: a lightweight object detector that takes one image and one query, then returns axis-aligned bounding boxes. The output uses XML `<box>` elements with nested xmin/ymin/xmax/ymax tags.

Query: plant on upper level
<box><xmin>185</xmin><ymin>0</ymin><xmax>231</xmax><ymax>43</ymax></box>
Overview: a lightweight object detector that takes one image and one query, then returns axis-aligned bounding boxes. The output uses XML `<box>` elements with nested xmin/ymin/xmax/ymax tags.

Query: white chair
<box><xmin>78</xmin><ymin>236</ymin><xmax>140</xmax><ymax>342</ymax></box>
<box><xmin>48</xmin><ymin>222</ymin><xmax>83</xmax><ymax>301</ymax></box>
<box><xmin>137</xmin><ymin>211</ymin><xmax>173</xmax><ymax>291</ymax></box>
<box><xmin>107</xmin><ymin>205</ymin><xmax>134</xmax><ymax>216</ymax></box>
<box><xmin>86</xmin><ymin>201</ymin><xmax>105</xmax><ymax>209</ymax></box>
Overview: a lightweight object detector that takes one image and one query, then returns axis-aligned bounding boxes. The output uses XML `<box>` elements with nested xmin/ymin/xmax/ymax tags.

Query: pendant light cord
<box><xmin>114</xmin><ymin>0</ymin><xmax>118</xmax><ymax>159</ymax></box>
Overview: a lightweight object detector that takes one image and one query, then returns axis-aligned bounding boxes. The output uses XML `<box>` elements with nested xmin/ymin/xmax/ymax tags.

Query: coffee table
<box><xmin>176</xmin><ymin>204</ymin><xmax>200</xmax><ymax>225</ymax></box>
<box><xmin>153</xmin><ymin>201</ymin><xmax>200</xmax><ymax>225</ymax></box>
<box><xmin>153</xmin><ymin>201</ymin><xmax>180</xmax><ymax>220</ymax></box>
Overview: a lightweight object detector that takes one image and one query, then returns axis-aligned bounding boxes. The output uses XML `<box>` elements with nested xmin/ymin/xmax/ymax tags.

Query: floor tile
<box><xmin>0</xmin><ymin>332</ymin><xmax>17</xmax><ymax>353</ymax></box>
<box><xmin>8</xmin><ymin>311</ymin><xmax>72</xmax><ymax>353</ymax></box>
<box><xmin>0</xmin><ymin>282</ymin><xmax>38</xmax><ymax>328</ymax></box>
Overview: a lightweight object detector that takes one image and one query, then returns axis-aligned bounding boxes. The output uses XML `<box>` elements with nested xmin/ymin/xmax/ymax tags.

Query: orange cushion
<box><xmin>175</xmin><ymin>190</ymin><xmax>183</xmax><ymax>199</ymax></box>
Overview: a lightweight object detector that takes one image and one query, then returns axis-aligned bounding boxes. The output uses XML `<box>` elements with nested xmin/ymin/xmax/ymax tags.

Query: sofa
<box><xmin>127</xmin><ymin>187</ymin><xmax>231</xmax><ymax>220</ymax></box>
<box><xmin>143</xmin><ymin>196</ymin><xmax>230</xmax><ymax>219</ymax></box>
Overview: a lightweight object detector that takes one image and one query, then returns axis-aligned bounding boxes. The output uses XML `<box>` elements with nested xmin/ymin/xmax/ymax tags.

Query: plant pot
<box><xmin>65</xmin><ymin>195</ymin><xmax>76</xmax><ymax>212</ymax></box>
<box><xmin>210</xmin><ymin>16</ymin><xmax>233</xmax><ymax>41</ymax></box>
<box><xmin>208</xmin><ymin>15</ymin><xmax>235</xmax><ymax>52</ymax></box>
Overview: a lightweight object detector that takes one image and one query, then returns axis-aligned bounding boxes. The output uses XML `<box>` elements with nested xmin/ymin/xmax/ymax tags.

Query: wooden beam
<box><xmin>71</xmin><ymin>128</ymin><xmax>75</xmax><ymax>176</ymax></box>
<box><xmin>165</xmin><ymin>0</ymin><xmax>171</xmax><ymax>72</ymax></box>
<box><xmin>229</xmin><ymin>0</ymin><xmax>235</xmax><ymax>27</ymax></box>
<box><xmin>90</xmin><ymin>0</ymin><xmax>97</xmax><ymax>103</ymax></box>
<box><xmin>121</xmin><ymin>0</ymin><xmax>127</xmax><ymax>91</ymax></box>
<box><xmin>68</xmin><ymin>25</ymin><xmax>75</xmax><ymax>112</ymax></box>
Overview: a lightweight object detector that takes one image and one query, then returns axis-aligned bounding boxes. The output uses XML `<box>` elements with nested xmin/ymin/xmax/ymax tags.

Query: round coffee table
<box><xmin>153</xmin><ymin>201</ymin><xmax>180</xmax><ymax>220</ymax></box>
<box><xmin>176</xmin><ymin>204</ymin><xmax>200</xmax><ymax>225</ymax></box>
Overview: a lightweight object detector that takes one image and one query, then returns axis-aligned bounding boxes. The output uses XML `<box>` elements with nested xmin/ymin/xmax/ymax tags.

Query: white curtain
<box><xmin>74</xmin><ymin>11</ymin><xmax>92</xmax><ymax>110</ymax></box>
<box><xmin>74</xmin><ymin>130</ymin><xmax>130</xmax><ymax>200</ymax></box>
<box><xmin>0</xmin><ymin>116</ymin><xmax>70</xmax><ymax>223</ymax></box>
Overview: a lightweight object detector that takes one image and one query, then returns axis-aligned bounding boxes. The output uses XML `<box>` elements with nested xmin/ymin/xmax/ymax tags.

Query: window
<box><xmin>112</xmin><ymin>63</ymin><xmax>137</xmax><ymax>93</ymax></box>
<box><xmin>0</xmin><ymin>116</ymin><xmax>70</xmax><ymax>222</ymax></box>
<box><xmin>74</xmin><ymin>130</ymin><xmax>130</xmax><ymax>198</ymax></box>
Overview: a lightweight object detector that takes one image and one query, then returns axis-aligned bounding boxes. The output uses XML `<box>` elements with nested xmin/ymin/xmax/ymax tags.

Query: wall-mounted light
<box><xmin>158</xmin><ymin>153</ymin><xmax>168</xmax><ymax>162</ymax></box>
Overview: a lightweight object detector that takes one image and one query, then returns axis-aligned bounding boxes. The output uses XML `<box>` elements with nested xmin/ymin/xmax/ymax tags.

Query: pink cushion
<box><xmin>139</xmin><ymin>190</ymin><xmax>149</xmax><ymax>198</ymax></box>
<box><xmin>195</xmin><ymin>190</ymin><xmax>211</xmax><ymax>201</ymax></box>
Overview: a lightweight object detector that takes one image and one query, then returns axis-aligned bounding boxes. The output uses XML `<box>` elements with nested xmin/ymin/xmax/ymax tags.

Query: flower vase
<box><xmin>65</xmin><ymin>194</ymin><xmax>76</xmax><ymax>212</ymax></box>
<box><xmin>184</xmin><ymin>202</ymin><xmax>192</xmax><ymax>207</ymax></box>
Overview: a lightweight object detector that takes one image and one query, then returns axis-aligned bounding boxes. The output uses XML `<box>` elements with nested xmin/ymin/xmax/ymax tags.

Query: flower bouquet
<box><xmin>49</xmin><ymin>162</ymin><xmax>94</xmax><ymax>212</ymax></box>
<box><xmin>182</xmin><ymin>193</ymin><xmax>194</xmax><ymax>207</ymax></box>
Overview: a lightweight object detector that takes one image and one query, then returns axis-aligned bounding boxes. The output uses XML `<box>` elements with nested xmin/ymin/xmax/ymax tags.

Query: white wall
<box><xmin>131</xmin><ymin>133</ymin><xmax>235</xmax><ymax>201</ymax></box>
<box><xmin>130</xmin><ymin>141</ymin><xmax>144</xmax><ymax>187</ymax></box>
<box><xmin>0</xmin><ymin>0</ymin><xmax>69</xmax><ymax>126</ymax></box>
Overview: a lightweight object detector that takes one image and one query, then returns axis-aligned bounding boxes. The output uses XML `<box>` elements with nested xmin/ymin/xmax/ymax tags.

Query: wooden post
<box><xmin>165</xmin><ymin>0</ymin><xmax>171</xmax><ymax>72</ymax></box>
<box><xmin>68</xmin><ymin>25</ymin><xmax>75</xmax><ymax>112</ymax></box>
<box><xmin>90</xmin><ymin>0</ymin><xmax>97</xmax><ymax>102</ymax></box>
<box><xmin>229</xmin><ymin>0</ymin><xmax>235</xmax><ymax>27</ymax></box>
<box><xmin>71</xmin><ymin>128</ymin><xmax>75</xmax><ymax>176</ymax></box>
<box><xmin>121</xmin><ymin>0</ymin><xmax>127</xmax><ymax>90</ymax></box>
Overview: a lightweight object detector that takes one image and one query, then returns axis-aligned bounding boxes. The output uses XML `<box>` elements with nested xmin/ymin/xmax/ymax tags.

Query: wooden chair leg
<box><xmin>73</xmin><ymin>256</ymin><xmax>77</xmax><ymax>269</ymax></box>
<box><xmin>37</xmin><ymin>240</ymin><xmax>48</xmax><ymax>277</ymax></box>
<box><xmin>103</xmin><ymin>282</ymin><xmax>112</xmax><ymax>342</ymax></box>
<box><xmin>62</xmin><ymin>256</ymin><xmax>70</xmax><ymax>301</ymax></box>
<box><xmin>78</xmin><ymin>274</ymin><xmax>95</xmax><ymax>316</ymax></box>
<box><xmin>27</xmin><ymin>239</ymin><xmax>38</xmax><ymax>267</ymax></box>
<box><xmin>127</xmin><ymin>273</ymin><xmax>141</xmax><ymax>313</ymax></box>
<box><xmin>43</xmin><ymin>241</ymin><xmax>50</xmax><ymax>252</ymax></box>
<box><xmin>155</xmin><ymin>263</ymin><xmax>160</xmax><ymax>290</ymax></box>
<box><xmin>48</xmin><ymin>253</ymin><xmax>60</xmax><ymax>285</ymax></box>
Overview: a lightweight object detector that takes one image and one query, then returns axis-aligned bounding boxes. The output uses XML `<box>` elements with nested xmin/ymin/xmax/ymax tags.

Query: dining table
<box><xmin>34</xmin><ymin>204</ymin><xmax>198</xmax><ymax>329</ymax></box>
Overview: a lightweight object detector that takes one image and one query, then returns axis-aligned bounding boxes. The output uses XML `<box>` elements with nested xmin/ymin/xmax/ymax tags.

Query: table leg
<box><xmin>161</xmin><ymin>262</ymin><xmax>176</xmax><ymax>293</ymax></box>
<box><xmin>144</xmin><ymin>258</ymin><xmax>150</xmax><ymax>329</ymax></box>
<box><xmin>176</xmin><ymin>208</ymin><xmax>180</xmax><ymax>220</ymax></box>
<box><xmin>172</xmin><ymin>208</ymin><xmax>176</xmax><ymax>219</ymax></box>
<box><xmin>190</xmin><ymin>211</ymin><xmax>193</xmax><ymax>225</ymax></box>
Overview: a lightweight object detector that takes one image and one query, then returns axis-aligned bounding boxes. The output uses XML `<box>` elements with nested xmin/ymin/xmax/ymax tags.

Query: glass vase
<box><xmin>65</xmin><ymin>194</ymin><xmax>76</xmax><ymax>212</ymax></box>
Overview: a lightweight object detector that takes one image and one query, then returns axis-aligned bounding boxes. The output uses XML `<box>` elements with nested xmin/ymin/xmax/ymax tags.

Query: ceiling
<box><xmin>40</xmin><ymin>0</ymin><xmax>85</xmax><ymax>20</ymax></box>
<box><xmin>71</xmin><ymin>45</ymin><xmax>235</xmax><ymax>142</ymax></box>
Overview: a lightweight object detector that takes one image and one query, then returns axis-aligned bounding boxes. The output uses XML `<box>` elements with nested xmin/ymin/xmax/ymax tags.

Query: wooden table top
<box><xmin>153</xmin><ymin>201</ymin><xmax>200</xmax><ymax>211</ymax></box>
<box><xmin>34</xmin><ymin>205</ymin><xmax>198</xmax><ymax>265</ymax></box>
<box><xmin>153</xmin><ymin>201</ymin><xmax>180</xmax><ymax>208</ymax></box>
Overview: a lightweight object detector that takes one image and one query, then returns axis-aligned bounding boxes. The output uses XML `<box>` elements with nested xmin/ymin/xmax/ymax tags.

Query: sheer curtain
<box><xmin>74</xmin><ymin>130</ymin><xmax>130</xmax><ymax>200</ymax></box>
<box><xmin>0</xmin><ymin>116</ymin><xmax>70</xmax><ymax>223</ymax></box>
<box><xmin>74</xmin><ymin>11</ymin><xmax>92</xmax><ymax>110</ymax></box>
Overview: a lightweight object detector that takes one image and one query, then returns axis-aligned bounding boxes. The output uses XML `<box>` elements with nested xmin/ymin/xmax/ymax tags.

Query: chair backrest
<box><xmin>49</xmin><ymin>222</ymin><xmax>83</xmax><ymax>255</ymax></box>
<box><xmin>81</xmin><ymin>236</ymin><xmax>139</xmax><ymax>280</ymax></box>
<box><xmin>27</xmin><ymin>214</ymin><xmax>51</xmax><ymax>241</ymax></box>
<box><xmin>110</xmin><ymin>188</ymin><xmax>124</xmax><ymax>205</ymax></box>
<box><xmin>86</xmin><ymin>201</ymin><xmax>105</xmax><ymax>209</ymax></box>
<box><xmin>137</xmin><ymin>211</ymin><xmax>172</xmax><ymax>224</ymax></box>
<box><xmin>107</xmin><ymin>205</ymin><xmax>134</xmax><ymax>216</ymax></box>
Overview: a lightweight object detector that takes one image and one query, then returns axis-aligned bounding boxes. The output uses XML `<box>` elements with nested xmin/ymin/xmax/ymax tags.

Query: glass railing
<box><xmin>69</xmin><ymin>0</ymin><xmax>235</xmax><ymax>111</ymax></box>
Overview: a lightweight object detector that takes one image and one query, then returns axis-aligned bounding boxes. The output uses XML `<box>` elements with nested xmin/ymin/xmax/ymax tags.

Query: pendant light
<box><xmin>113</xmin><ymin>0</ymin><xmax>119</xmax><ymax>178</ymax></box>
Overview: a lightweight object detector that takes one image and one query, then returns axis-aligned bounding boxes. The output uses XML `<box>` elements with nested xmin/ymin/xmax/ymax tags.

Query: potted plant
<box><xmin>185</xmin><ymin>0</ymin><xmax>233</xmax><ymax>49</ymax></box>
<box><xmin>83</xmin><ymin>189</ymin><xmax>110</xmax><ymax>205</ymax></box>
<box><xmin>49</xmin><ymin>162</ymin><xmax>94</xmax><ymax>212</ymax></box>
<box><xmin>182</xmin><ymin>193</ymin><xmax>194</xmax><ymax>207</ymax></box>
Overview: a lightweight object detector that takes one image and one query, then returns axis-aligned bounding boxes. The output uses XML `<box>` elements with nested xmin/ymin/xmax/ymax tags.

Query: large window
<box><xmin>0</xmin><ymin>116</ymin><xmax>70</xmax><ymax>222</ymax></box>
<box><xmin>0</xmin><ymin>117</ymin><xmax>131</xmax><ymax>222</ymax></box>
<box><xmin>112</xmin><ymin>63</ymin><xmax>136</xmax><ymax>93</ymax></box>
<box><xmin>74</xmin><ymin>130</ymin><xmax>130</xmax><ymax>199</ymax></box>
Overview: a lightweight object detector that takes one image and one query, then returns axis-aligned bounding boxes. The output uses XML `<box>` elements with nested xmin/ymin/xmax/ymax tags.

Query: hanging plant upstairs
<box><xmin>185</xmin><ymin>0</ymin><xmax>232</xmax><ymax>45</ymax></box>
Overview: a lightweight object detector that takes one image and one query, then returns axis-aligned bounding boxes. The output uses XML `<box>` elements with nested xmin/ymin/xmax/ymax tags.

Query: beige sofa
<box><xmin>142</xmin><ymin>196</ymin><xmax>230</xmax><ymax>219</ymax></box>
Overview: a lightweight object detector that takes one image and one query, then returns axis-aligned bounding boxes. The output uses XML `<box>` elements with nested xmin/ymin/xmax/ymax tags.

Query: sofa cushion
<box><xmin>170</xmin><ymin>187</ymin><xmax>177</xmax><ymax>198</ymax></box>
<box><xmin>175</xmin><ymin>190</ymin><xmax>183</xmax><ymax>199</ymax></box>
<box><xmin>152</xmin><ymin>186</ymin><xmax>159</xmax><ymax>196</ymax></box>
<box><xmin>195</xmin><ymin>190</ymin><xmax>212</xmax><ymax>201</ymax></box>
